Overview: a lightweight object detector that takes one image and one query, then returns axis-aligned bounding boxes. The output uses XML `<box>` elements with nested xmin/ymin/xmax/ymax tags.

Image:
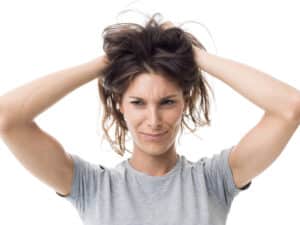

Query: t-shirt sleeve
<box><xmin>199</xmin><ymin>145</ymin><xmax>252</xmax><ymax>206</ymax></box>
<box><xmin>55</xmin><ymin>153</ymin><xmax>106</xmax><ymax>216</ymax></box>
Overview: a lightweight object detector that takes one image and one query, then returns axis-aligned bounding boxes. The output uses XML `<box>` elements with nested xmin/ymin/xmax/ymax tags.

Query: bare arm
<box><xmin>0</xmin><ymin>55</ymin><xmax>109</xmax><ymax>196</ymax></box>
<box><xmin>0</xmin><ymin>55</ymin><xmax>109</xmax><ymax>129</ymax></box>
<box><xmin>193</xmin><ymin>45</ymin><xmax>300</xmax><ymax>189</ymax></box>
<box><xmin>194</xmin><ymin>48</ymin><xmax>300</xmax><ymax>121</ymax></box>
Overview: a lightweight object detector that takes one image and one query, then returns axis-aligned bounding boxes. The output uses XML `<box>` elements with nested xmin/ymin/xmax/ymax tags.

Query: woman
<box><xmin>0</xmin><ymin>12</ymin><xmax>299</xmax><ymax>225</ymax></box>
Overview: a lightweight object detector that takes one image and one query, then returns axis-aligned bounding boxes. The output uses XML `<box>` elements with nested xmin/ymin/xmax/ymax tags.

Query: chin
<box><xmin>144</xmin><ymin>142</ymin><xmax>175</xmax><ymax>156</ymax></box>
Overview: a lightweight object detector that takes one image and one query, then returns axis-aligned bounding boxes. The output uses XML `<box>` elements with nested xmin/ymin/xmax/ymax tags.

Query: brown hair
<box><xmin>97</xmin><ymin>12</ymin><xmax>215</xmax><ymax>156</ymax></box>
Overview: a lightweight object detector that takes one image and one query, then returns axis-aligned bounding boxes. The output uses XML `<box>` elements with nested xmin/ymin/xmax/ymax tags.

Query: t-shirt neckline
<box><xmin>125</xmin><ymin>154</ymin><xmax>182</xmax><ymax>181</ymax></box>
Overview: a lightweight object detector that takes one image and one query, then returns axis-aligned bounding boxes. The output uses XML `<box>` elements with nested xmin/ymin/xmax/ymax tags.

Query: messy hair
<box><xmin>97</xmin><ymin>12</ymin><xmax>214</xmax><ymax>156</ymax></box>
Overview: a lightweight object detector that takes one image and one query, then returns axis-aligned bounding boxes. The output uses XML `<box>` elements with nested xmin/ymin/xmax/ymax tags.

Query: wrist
<box><xmin>193</xmin><ymin>47</ymin><xmax>207</xmax><ymax>69</ymax></box>
<box><xmin>89</xmin><ymin>55</ymin><xmax>109</xmax><ymax>76</ymax></box>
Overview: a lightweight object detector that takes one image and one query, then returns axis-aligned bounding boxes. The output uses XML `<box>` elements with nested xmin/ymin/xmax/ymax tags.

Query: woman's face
<box><xmin>119</xmin><ymin>72</ymin><xmax>187</xmax><ymax>156</ymax></box>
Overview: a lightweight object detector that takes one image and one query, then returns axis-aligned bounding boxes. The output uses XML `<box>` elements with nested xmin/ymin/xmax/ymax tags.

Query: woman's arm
<box><xmin>160</xmin><ymin>21</ymin><xmax>300</xmax><ymax>120</ymax></box>
<box><xmin>0</xmin><ymin>55</ymin><xmax>109</xmax><ymax>130</ymax></box>
<box><xmin>194</xmin><ymin>47</ymin><xmax>300</xmax><ymax>122</ymax></box>
<box><xmin>161</xmin><ymin>20</ymin><xmax>300</xmax><ymax>188</ymax></box>
<box><xmin>193</xmin><ymin>47</ymin><xmax>300</xmax><ymax>189</ymax></box>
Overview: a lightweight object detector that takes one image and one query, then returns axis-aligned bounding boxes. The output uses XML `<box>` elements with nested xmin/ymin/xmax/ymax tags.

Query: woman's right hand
<box><xmin>101</xmin><ymin>54</ymin><xmax>110</xmax><ymax>66</ymax></box>
<box><xmin>89</xmin><ymin>54</ymin><xmax>110</xmax><ymax>78</ymax></box>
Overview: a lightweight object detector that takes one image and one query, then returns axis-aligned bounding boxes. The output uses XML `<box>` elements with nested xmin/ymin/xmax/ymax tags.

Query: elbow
<box><xmin>0</xmin><ymin>104</ymin><xmax>10</xmax><ymax>132</ymax></box>
<box><xmin>0</xmin><ymin>102</ymin><xmax>7</xmax><ymax>132</ymax></box>
<box><xmin>0</xmin><ymin>113</ymin><xmax>28</xmax><ymax>133</ymax></box>
<box><xmin>0</xmin><ymin>110</ymin><xmax>35</xmax><ymax>134</ymax></box>
<box><xmin>0</xmin><ymin>103</ymin><xmax>25</xmax><ymax>133</ymax></box>
<box><xmin>0</xmin><ymin>115</ymin><xmax>11</xmax><ymax>133</ymax></box>
<box><xmin>0</xmin><ymin>109</ymin><xmax>16</xmax><ymax>133</ymax></box>
<box><xmin>285</xmin><ymin>95</ymin><xmax>300</xmax><ymax>125</ymax></box>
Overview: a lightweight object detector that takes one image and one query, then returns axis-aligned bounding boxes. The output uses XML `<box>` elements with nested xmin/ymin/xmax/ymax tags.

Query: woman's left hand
<box><xmin>160</xmin><ymin>21</ymin><xmax>175</xmax><ymax>30</ymax></box>
<box><xmin>160</xmin><ymin>21</ymin><xmax>204</xmax><ymax>68</ymax></box>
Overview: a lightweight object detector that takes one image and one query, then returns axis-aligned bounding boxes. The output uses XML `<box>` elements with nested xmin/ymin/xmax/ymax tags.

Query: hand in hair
<box><xmin>161</xmin><ymin>21</ymin><xmax>175</xmax><ymax>30</ymax></box>
<box><xmin>160</xmin><ymin>20</ymin><xmax>204</xmax><ymax>68</ymax></box>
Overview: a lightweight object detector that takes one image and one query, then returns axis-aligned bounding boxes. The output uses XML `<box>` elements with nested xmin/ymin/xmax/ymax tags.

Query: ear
<box><xmin>116</xmin><ymin>95</ymin><xmax>123</xmax><ymax>114</ymax></box>
<box><xmin>119</xmin><ymin>102</ymin><xmax>124</xmax><ymax>114</ymax></box>
<box><xmin>183</xmin><ymin>98</ymin><xmax>188</xmax><ymax>113</ymax></box>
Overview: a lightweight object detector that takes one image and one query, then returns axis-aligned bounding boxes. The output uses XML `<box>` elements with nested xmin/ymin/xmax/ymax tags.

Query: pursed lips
<box><xmin>140</xmin><ymin>131</ymin><xmax>167</xmax><ymax>136</ymax></box>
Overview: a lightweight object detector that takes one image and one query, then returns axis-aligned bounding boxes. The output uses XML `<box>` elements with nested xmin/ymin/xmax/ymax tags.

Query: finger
<box><xmin>161</xmin><ymin>21</ymin><xmax>175</xmax><ymax>30</ymax></box>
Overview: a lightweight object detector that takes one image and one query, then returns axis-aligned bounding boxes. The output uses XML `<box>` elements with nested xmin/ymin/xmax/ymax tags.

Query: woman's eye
<box><xmin>162</xmin><ymin>100</ymin><xmax>175</xmax><ymax>105</ymax></box>
<box><xmin>130</xmin><ymin>101</ymin><xmax>143</xmax><ymax>105</ymax></box>
<box><xmin>130</xmin><ymin>100</ymin><xmax>175</xmax><ymax>105</ymax></box>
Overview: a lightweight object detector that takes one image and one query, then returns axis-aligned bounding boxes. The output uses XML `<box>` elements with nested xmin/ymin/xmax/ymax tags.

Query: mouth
<box><xmin>140</xmin><ymin>131</ymin><xmax>167</xmax><ymax>136</ymax></box>
<box><xmin>139</xmin><ymin>131</ymin><xmax>168</xmax><ymax>141</ymax></box>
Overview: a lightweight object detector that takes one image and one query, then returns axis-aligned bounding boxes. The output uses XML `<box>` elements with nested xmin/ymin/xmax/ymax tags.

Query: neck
<box><xmin>129</xmin><ymin>146</ymin><xmax>178</xmax><ymax>176</ymax></box>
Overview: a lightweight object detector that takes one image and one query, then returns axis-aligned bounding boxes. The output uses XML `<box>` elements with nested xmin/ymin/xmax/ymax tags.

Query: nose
<box><xmin>146</xmin><ymin>107</ymin><xmax>163</xmax><ymax>128</ymax></box>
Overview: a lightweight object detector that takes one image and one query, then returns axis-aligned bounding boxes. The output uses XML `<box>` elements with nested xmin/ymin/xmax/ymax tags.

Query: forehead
<box><xmin>124</xmin><ymin>73</ymin><xmax>181</xmax><ymax>97</ymax></box>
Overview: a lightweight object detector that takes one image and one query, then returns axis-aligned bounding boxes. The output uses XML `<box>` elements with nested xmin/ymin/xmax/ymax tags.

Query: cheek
<box><xmin>168</xmin><ymin>111</ymin><xmax>183</xmax><ymax>124</ymax></box>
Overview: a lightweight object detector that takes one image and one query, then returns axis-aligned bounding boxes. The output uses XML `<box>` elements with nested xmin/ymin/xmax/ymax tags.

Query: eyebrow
<box><xmin>129</xmin><ymin>94</ymin><xmax>178</xmax><ymax>100</ymax></box>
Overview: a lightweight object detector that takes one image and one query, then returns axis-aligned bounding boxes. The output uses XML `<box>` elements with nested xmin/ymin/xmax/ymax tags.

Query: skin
<box><xmin>119</xmin><ymin>72</ymin><xmax>187</xmax><ymax>176</ymax></box>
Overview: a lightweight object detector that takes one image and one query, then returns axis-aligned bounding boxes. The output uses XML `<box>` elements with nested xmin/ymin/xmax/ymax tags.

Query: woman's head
<box><xmin>118</xmin><ymin>72</ymin><xmax>186</xmax><ymax>157</ymax></box>
<box><xmin>98</xmin><ymin>12</ymin><xmax>214</xmax><ymax>156</ymax></box>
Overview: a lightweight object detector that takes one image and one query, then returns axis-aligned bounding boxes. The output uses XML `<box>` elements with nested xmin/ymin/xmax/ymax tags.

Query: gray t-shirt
<box><xmin>56</xmin><ymin>145</ymin><xmax>251</xmax><ymax>225</ymax></box>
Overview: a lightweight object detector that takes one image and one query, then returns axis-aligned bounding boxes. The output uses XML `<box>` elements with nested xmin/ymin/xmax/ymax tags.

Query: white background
<box><xmin>0</xmin><ymin>0</ymin><xmax>300</xmax><ymax>224</ymax></box>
